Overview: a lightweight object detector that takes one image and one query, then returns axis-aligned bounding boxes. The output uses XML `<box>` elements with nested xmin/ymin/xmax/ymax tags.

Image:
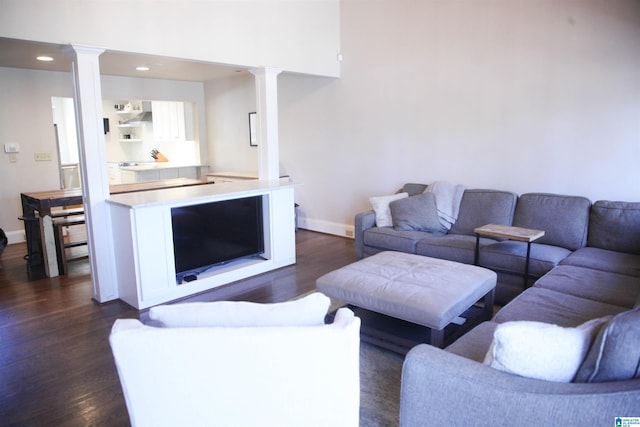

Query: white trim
<box><xmin>299</xmin><ymin>217</ymin><xmax>354</xmax><ymax>239</ymax></box>
<box><xmin>5</xmin><ymin>230</ymin><xmax>25</xmax><ymax>245</ymax></box>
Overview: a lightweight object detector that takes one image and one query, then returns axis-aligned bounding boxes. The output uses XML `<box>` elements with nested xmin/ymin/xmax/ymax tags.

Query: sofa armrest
<box><xmin>354</xmin><ymin>210</ymin><xmax>376</xmax><ymax>259</ymax></box>
<box><xmin>400</xmin><ymin>344</ymin><xmax>640</xmax><ymax>427</ymax></box>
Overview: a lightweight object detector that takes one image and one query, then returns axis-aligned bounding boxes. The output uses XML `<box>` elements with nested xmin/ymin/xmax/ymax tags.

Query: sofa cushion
<box><xmin>148</xmin><ymin>292</ymin><xmax>331</xmax><ymax>327</ymax></box>
<box><xmin>363</xmin><ymin>227</ymin><xmax>440</xmax><ymax>254</ymax></box>
<box><xmin>449</xmin><ymin>189</ymin><xmax>518</xmax><ymax>236</ymax></box>
<box><xmin>560</xmin><ymin>247</ymin><xmax>640</xmax><ymax>278</ymax></box>
<box><xmin>493</xmin><ymin>287</ymin><xmax>628</xmax><ymax>327</ymax></box>
<box><xmin>416</xmin><ymin>234</ymin><xmax>497</xmax><ymax>265</ymax></box>
<box><xmin>534</xmin><ymin>265</ymin><xmax>640</xmax><ymax>308</ymax></box>
<box><xmin>574</xmin><ymin>308</ymin><xmax>640</xmax><ymax>383</ymax></box>
<box><xmin>369</xmin><ymin>192</ymin><xmax>408</xmax><ymax>227</ymax></box>
<box><xmin>479</xmin><ymin>241</ymin><xmax>571</xmax><ymax>278</ymax></box>
<box><xmin>445</xmin><ymin>321</ymin><xmax>499</xmax><ymax>362</ymax></box>
<box><xmin>512</xmin><ymin>193</ymin><xmax>591</xmax><ymax>251</ymax></box>
<box><xmin>390</xmin><ymin>193</ymin><xmax>443</xmax><ymax>233</ymax></box>
<box><xmin>483</xmin><ymin>317</ymin><xmax>609</xmax><ymax>382</ymax></box>
<box><xmin>587</xmin><ymin>200</ymin><xmax>640</xmax><ymax>254</ymax></box>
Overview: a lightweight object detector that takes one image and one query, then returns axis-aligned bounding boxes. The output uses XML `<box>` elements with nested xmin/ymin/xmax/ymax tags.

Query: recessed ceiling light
<box><xmin>37</xmin><ymin>56</ymin><xmax>54</xmax><ymax>62</ymax></box>
<box><xmin>136</xmin><ymin>66</ymin><xmax>150</xmax><ymax>71</ymax></box>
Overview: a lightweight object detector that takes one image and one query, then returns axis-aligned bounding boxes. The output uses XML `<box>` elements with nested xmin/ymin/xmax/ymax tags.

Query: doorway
<box><xmin>51</xmin><ymin>97</ymin><xmax>80</xmax><ymax>189</ymax></box>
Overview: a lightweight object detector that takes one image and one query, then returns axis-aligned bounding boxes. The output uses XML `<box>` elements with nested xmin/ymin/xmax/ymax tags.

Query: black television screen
<box><xmin>171</xmin><ymin>196</ymin><xmax>265</xmax><ymax>283</ymax></box>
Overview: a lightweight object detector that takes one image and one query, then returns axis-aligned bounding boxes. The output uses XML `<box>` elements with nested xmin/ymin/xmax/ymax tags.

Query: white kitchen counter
<box><xmin>118</xmin><ymin>162</ymin><xmax>206</xmax><ymax>172</ymax></box>
<box><xmin>108</xmin><ymin>179</ymin><xmax>297</xmax><ymax>209</ymax></box>
<box><xmin>108</xmin><ymin>162</ymin><xmax>209</xmax><ymax>184</ymax></box>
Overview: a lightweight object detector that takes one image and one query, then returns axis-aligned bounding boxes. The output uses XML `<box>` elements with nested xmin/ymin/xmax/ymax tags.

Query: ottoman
<box><xmin>316</xmin><ymin>251</ymin><xmax>497</xmax><ymax>350</ymax></box>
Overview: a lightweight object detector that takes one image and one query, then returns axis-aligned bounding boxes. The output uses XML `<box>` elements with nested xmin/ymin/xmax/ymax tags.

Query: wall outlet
<box><xmin>345</xmin><ymin>229</ymin><xmax>354</xmax><ymax>237</ymax></box>
<box><xmin>34</xmin><ymin>152</ymin><xmax>52</xmax><ymax>161</ymax></box>
<box><xmin>9</xmin><ymin>153</ymin><xmax>17</xmax><ymax>163</ymax></box>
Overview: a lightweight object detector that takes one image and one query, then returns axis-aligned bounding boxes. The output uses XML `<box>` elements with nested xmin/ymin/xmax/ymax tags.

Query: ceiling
<box><xmin>0</xmin><ymin>37</ymin><xmax>249</xmax><ymax>82</ymax></box>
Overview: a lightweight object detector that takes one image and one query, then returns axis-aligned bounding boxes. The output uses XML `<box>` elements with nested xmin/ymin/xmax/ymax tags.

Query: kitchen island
<box><xmin>107</xmin><ymin>161</ymin><xmax>209</xmax><ymax>184</ymax></box>
<box><xmin>108</xmin><ymin>179</ymin><xmax>298</xmax><ymax>309</ymax></box>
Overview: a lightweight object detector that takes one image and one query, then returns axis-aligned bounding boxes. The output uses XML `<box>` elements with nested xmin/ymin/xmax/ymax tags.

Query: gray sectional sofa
<box><xmin>357</xmin><ymin>184</ymin><xmax>606</xmax><ymax>303</ymax></box>
<box><xmin>354</xmin><ymin>184</ymin><xmax>640</xmax><ymax>424</ymax></box>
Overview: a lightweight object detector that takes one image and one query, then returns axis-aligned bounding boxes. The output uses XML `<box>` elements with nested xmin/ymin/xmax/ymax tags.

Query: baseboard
<box><xmin>298</xmin><ymin>217</ymin><xmax>354</xmax><ymax>239</ymax></box>
<box><xmin>6</xmin><ymin>219</ymin><xmax>354</xmax><ymax>244</ymax></box>
<box><xmin>5</xmin><ymin>229</ymin><xmax>25</xmax><ymax>245</ymax></box>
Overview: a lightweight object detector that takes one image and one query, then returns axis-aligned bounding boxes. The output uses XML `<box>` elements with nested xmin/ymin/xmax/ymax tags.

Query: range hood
<box><xmin>124</xmin><ymin>111</ymin><xmax>152</xmax><ymax>123</ymax></box>
<box><xmin>123</xmin><ymin>101</ymin><xmax>153</xmax><ymax>123</ymax></box>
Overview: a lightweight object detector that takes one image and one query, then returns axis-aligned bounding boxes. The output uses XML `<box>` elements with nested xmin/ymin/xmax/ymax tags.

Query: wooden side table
<box><xmin>474</xmin><ymin>224</ymin><xmax>545</xmax><ymax>288</ymax></box>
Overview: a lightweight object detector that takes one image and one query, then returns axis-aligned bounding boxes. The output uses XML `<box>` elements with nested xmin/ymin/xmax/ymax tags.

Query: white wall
<box><xmin>0</xmin><ymin>68</ymin><xmax>73</xmax><ymax>243</ymax></box>
<box><xmin>0</xmin><ymin>0</ymin><xmax>341</xmax><ymax>77</ymax></box>
<box><xmin>3</xmin><ymin>0</ymin><xmax>639</xmax><ymax>244</ymax></box>
<box><xmin>277</xmin><ymin>0</ymin><xmax>640</xmax><ymax>237</ymax></box>
<box><xmin>204</xmin><ymin>74</ymin><xmax>259</xmax><ymax>175</ymax></box>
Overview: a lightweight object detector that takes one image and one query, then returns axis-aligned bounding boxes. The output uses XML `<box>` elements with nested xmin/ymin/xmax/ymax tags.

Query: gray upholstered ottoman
<box><xmin>317</xmin><ymin>251</ymin><xmax>497</xmax><ymax>349</ymax></box>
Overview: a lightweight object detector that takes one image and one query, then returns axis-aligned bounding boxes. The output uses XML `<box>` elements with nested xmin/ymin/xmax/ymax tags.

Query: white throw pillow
<box><xmin>369</xmin><ymin>192</ymin><xmax>409</xmax><ymax>227</ymax></box>
<box><xmin>483</xmin><ymin>317</ymin><xmax>609</xmax><ymax>382</ymax></box>
<box><xmin>149</xmin><ymin>292</ymin><xmax>331</xmax><ymax>328</ymax></box>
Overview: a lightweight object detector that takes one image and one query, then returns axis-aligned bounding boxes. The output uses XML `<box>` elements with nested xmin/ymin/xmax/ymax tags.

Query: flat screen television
<box><xmin>171</xmin><ymin>195</ymin><xmax>265</xmax><ymax>283</ymax></box>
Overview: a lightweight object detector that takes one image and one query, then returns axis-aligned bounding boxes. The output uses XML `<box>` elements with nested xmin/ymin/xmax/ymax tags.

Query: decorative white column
<box><xmin>68</xmin><ymin>44</ymin><xmax>118</xmax><ymax>303</ymax></box>
<box><xmin>250</xmin><ymin>67</ymin><xmax>282</xmax><ymax>180</ymax></box>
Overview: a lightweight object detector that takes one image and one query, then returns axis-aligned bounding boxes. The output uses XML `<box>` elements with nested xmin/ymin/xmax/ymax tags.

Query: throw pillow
<box><xmin>483</xmin><ymin>317</ymin><xmax>609</xmax><ymax>382</ymax></box>
<box><xmin>389</xmin><ymin>193</ymin><xmax>443</xmax><ymax>233</ymax></box>
<box><xmin>149</xmin><ymin>292</ymin><xmax>331</xmax><ymax>328</ymax></box>
<box><xmin>574</xmin><ymin>308</ymin><xmax>640</xmax><ymax>383</ymax></box>
<box><xmin>369</xmin><ymin>192</ymin><xmax>408</xmax><ymax>227</ymax></box>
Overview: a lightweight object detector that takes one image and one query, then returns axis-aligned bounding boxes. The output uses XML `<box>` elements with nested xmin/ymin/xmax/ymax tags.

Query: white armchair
<box><xmin>109</xmin><ymin>293</ymin><xmax>361</xmax><ymax>427</ymax></box>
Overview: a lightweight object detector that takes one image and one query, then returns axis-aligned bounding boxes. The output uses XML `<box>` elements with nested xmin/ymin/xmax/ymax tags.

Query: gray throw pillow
<box><xmin>390</xmin><ymin>193</ymin><xmax>442</xmax><ymax>233</ymax></box>
<box><xmin>574</xmin><ymin>308</ymin><xmax>640</xmax><ymax>383</ymax></box>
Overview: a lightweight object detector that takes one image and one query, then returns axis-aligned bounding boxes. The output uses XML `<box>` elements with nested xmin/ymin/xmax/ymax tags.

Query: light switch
<box><xmin>34</xmin><ymin>152</ymin><xmax>53</xmax><ymax>161</ymax></box>
<box><xmin>4</xmin><ymin>143</ymin><xmax>20</xmax><ymax>153</ymax></box>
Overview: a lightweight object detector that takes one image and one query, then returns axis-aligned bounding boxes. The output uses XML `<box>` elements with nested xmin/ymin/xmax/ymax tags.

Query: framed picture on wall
<box><xmin>249</xmin><ymin>112</ymin><xmax>257</xmax><ymax>146</ymax></box>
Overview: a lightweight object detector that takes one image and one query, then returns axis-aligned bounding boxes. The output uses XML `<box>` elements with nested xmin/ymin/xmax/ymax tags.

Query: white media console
<box><xmin>108</xmin><ymin>180</ymin><xmax>298</xmax><ymax>309</ymax></box>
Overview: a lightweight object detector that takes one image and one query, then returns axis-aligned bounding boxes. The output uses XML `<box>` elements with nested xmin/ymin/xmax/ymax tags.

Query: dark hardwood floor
<box><xmin>0</xmin><ymin>230</ymin><xmax>356</xmax><ymax>426</ymax></box>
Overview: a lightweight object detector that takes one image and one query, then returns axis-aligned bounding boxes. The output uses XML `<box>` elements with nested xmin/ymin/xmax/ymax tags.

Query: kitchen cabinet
<box><xmin>152</xmin><ymin>101</ymin><xmax>186</xmax><ymax>141</ymax></box>
<box><xmin>107</xmin><ymin>163</ymin><xmax>122</xmax><ymax>184</ymax></box>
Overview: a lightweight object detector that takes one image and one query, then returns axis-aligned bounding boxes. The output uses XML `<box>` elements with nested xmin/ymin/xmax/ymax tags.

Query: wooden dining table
<box><xmin>21</xmin><ymin>178</ymin><xmax>213</xmax><ymax>277</ymax></box>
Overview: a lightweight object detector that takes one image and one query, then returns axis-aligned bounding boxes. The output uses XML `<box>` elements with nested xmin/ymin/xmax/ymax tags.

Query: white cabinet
<box><xmin>160</xmin><ymin>168</ymin><xmax>180</xmax><ymax>179</ymax></box>
<box><xmin>120</xmin><ymin>170</ymin><xmax>138</xmax><ymax>184</ymax></box>
<box><xmin>179</xmin><ymin>167</ymin><xmax>198</xmax><ymax>179</ymax></box>
<box><xmin>152</xmin><ymin>101</ymin><xmax>186</xmax><ymax>141</ymax></box>
<box><xmin>107</xmin><ymin>163</ymin><xmax>122</xmax><ymax>184</ymax></box>
<box><xmin>108</xmin><ymin>182</ymin><xmax>298</xmax><ymax>309</ymax></box>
